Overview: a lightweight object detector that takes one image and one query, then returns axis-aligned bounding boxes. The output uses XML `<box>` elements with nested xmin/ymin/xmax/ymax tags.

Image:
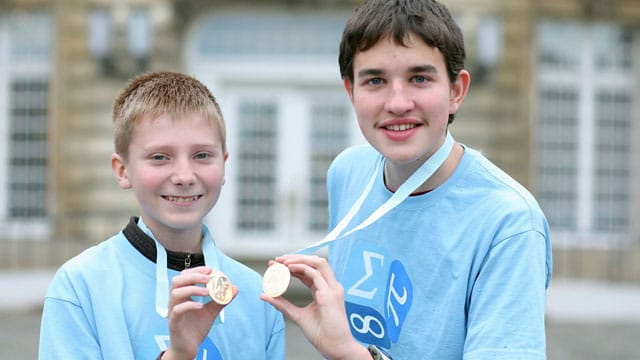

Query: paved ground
<box><xmin>3</xmin><ymin>271</ymin><xmax>640</xmax><ymax>359</ymax></box>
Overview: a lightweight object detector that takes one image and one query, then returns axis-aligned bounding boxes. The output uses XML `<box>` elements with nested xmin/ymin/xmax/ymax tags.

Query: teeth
<box><xmin>165</xmin><ymin>195</ymin><xmax>199</xmax><ymax>203</ymax></box>
<box><xmin>386</xmin><ymin>124</ymin><xmax>417</xmax><ymax>131</ymax></box>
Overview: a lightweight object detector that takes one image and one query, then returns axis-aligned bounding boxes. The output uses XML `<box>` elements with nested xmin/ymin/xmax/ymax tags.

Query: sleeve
<box><xmin>463</xmin><ymin>230</ymin><xmax>549</xmax><ymax>360</ymax></box>
<box><xmin>39</xmin><ymin>272</ymin><xmax>103</xmax><ymax>360</ymax></box>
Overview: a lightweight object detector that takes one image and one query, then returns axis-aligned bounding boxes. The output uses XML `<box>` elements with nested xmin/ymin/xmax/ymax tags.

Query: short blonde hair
<box><xmin>112</xmin><ymin>71</ymin><xmax>226</xmax><ymax>159</ymax></box>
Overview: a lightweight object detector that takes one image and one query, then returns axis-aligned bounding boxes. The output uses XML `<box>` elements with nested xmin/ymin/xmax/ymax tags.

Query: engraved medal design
<box><xmin>207</xmin><ymin>270</ymin><xmax>233</xmax><ymax>305</ymax></box>
<box><xmin>262</xmin><ymin>262</ymin><xmax>291</xmax><ymax>298</ymax></box>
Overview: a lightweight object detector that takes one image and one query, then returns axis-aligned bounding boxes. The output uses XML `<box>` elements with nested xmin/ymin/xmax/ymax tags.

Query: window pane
<box><xmin>196</xmin><ymin>13</ymin><xmax>348</xmax><ymax>59</ymax></box>
<box><xmin>537</xmin><ymin>21</ymin><xmax>582</xmax><ymax>70</ymax></box>
<box><xmin>594</xmin><ymin>25</ymin><xmax>633</xmax><ymax>72</ymax></box>
<box><xmin>308</xmin><ymin>101</ymin><xmax>350</xmax><ymax>231</ymax></box>
<box><xmin>9</xmin><ymin>12</ymin><xmax>52</xmax><ymax>63</ymax></box>
<box><xmin>592</xmin><ymin>91</ymin><xmax>632</xmax><ymax>232</ymax></box>
<box><xmin>236</xmin><ymin>101</ymin><xmax>278</xmax><ymax>231</ymax></box>
<box><xmin>9</xmin><ymin>79</ymin><xmax>48</xmax><ymax>219</ymax></box>
<box><xmin>536</xmin><ymin>86</ymin><xmax>579</xmax><ymax>230</ymax></box>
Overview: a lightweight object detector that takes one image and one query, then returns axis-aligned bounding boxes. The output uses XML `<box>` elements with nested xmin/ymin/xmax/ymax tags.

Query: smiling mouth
<box><xmin>162</xmin><ymin>195</ymin><xmax>202</xmax><ymax>203</ymax></box>
<box><xmin>384</xmin><ymin>124</ymin><xmax>419</xmax><ymax>131</ymax></box>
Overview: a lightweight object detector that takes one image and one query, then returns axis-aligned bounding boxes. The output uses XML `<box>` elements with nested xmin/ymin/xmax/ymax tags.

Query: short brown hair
<box><xmin>339</xmin><ymin>0</ymin><xmax>466</xmax><ymax>123</ymax></box>
<box><xmin>112</xmin><ymin>71</ymin><xmax>226</xmax><ymax>158</ymax></box>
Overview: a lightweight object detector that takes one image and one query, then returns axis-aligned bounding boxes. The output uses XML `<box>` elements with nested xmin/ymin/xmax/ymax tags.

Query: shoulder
<box><xmin>464</xmin><ymin>148</ymin><xmax>538</xmax><ymax>204</ymax></box>
<box><xmin>330</xmin><ymin>144</ymin><xmax>378</xmax><ymax>169</ymax></box>
<box><xmin>46</xmin><ymin>233</ymin><xmax>126</xmax><ymax>300</ymax></box>
<box><xmin>328</xmin><ymin>144</ymin><xmax>379</xmax><ymax>181</ymax></box>
<box><xmin>461</xmin><ymin>147</ymin><xmax>548</xmax><ymax>228</ymax></box>
<box><xmin>61</xmin><ymin>234</ymin><xmax>126</xmax><ymax>272</ymax></box>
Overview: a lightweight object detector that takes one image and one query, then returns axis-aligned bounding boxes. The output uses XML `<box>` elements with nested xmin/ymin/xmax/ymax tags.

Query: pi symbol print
<box><xmin>384</xmin><ymin>260</ymin><xmax>413</xmax><ymax>343</ymax></box>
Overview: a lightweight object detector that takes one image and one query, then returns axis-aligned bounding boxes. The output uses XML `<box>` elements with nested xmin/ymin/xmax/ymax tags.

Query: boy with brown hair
<box><xmin>262</xmin><ymin>1</ymin><xmax>552</xmax><ymax>359</ymax></box>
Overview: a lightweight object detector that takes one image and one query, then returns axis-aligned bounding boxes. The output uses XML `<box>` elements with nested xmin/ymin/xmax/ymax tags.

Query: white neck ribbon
<box><xmin>296</xmin><ymin>131</ymin><xmax>454</xmax><ymax>255</ymax></box>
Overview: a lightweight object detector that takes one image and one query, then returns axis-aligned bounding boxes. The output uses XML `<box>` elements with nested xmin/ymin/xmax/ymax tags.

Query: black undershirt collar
<box><xmin>123</xmin><ymin>216</ymin><xmax>205</xmax><ymax>271</ymax></box>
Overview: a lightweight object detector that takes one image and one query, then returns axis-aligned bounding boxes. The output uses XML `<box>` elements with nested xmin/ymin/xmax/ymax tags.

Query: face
<box><xmin>344</xmin><ymin>33</ymin><xmax>469</xmax><ymax>167</ymax></box>
<box><xmin>111</xmin><ymin>113</ymin><xmax>228</xmax><ymax>240</ymax></box>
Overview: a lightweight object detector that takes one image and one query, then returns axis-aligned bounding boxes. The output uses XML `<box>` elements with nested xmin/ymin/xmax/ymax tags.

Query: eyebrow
<box><xmin>409</xmin><ymin>64</ymin><xmax>438</xmax><ymax>74</ymax></box>
<box><xmin>357</xmin><ymin>68</ymin><xmax>385</xmax><ymax>78</ymax></box>
<box><xmin>356</xmin><ymin>64</ymin><xmax>439</xmax><ymax>78</ymax></box>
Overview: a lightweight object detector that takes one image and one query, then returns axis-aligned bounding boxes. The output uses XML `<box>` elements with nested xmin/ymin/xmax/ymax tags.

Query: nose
<box><xmin>383</xmin><ymin>81</ymin><xmax>415</xmax><ymax>115</ymax></box>
<box><xmin>171</xmin><ymin>159</ymin><xmax>196</xmax><ymax>186</ymax></box>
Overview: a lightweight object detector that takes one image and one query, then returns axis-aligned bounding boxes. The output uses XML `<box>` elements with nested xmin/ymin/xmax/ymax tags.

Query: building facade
<box><xmin>0</xmin><ymin>0</ymin><xmax>638</xmax><ymax>281</ymax></box>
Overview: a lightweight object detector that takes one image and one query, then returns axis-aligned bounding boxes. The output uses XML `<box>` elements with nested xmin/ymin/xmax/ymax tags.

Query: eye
<box><xmin>194</xmin><ymin>152</ymin><xmax>210</xmax><ymax>160</ymax></box>
<box><xmin>368</xmin><ymin>77</ymin><xmax>384</xmax><ymax>86</ymax></box>
<box><xmin>151</xmin><ymin>154</ymin><xmax>168</xmax><ymax>161</ymax></box>
<box><xmin>412</xmin><ymin>75</ymin><xmax>428</xmax><ymax>84</ymax></box>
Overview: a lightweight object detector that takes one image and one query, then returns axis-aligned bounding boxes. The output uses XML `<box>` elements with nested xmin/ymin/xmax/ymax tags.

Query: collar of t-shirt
<box><xmin>123</xmin><ymin>216</ymin><xmax>205</xmax><ymax>271</ymax></box>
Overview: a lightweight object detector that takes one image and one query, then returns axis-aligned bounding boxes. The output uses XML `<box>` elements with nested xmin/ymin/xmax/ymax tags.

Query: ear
<box><xmin>449</xmin><ymin>70</ymin><xmax>470</xmax><ymax>115</ymax></box>
<box><xmin>221</xmin><ymin>151</ymin><xmax>229</xmax><ymax>186</ymax></box>
<box><xmin>111</xmin><ymin>153</ymin><xmax>132</xmax><ymax>189</ymax></box>
<box><xmin>343</xmin><ymin>78</ymin><xmax>355</xmax><ymax>104</ymax></box>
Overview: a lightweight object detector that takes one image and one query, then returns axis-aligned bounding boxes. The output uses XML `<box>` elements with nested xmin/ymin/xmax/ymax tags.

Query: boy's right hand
<box><xmin>164</xmin><ymin>266</ymin><xmax>238</xmax><ymax>360</ymax></box>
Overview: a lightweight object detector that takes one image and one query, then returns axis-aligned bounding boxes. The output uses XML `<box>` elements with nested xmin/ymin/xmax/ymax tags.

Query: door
<box><xmin>206</xmin><ymin>83</ymin><xmax>358</xmax><ymax>257</ymax></box>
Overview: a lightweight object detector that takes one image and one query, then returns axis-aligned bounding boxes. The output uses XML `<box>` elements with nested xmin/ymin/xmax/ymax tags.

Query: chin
<box><xmin>162</xmin><ymin>214</ymin><xmax>206</xmax><ymax>230</ymax></box>
<box><xmin>381</xmin><ymin>150</ymin><xmax>425</xmax><ymax>165</ymax></box>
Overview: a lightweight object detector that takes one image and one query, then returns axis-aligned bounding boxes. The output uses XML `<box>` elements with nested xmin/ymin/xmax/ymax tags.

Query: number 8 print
<box><xmin>345</xmin><ymin>301</ymin><xmax>391</xmax><ymax>348</ymax></box>
<box><xmin>350</xmin><ymin>312</ymin><xmax>385</xmax><ymax>339</ymax></box>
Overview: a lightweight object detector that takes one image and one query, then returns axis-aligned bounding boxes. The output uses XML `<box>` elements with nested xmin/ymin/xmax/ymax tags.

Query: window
<box><xmin>210</xmin><ymin>89</ymin><xmax>353</xmax><ymax>257</ymax></box>
<box><xmin>535</xmin><ymin>21</ymin><xmax>636</xmax><ymax>245</ymax></box>
<box><xmin>309</xmin><ymin>101</ymin><xmax>350</xmax><ymax>231</ymax></box>
<box><xmin>0</xmin><ymin>11</ymin><xmax>52</xmax><ymax>238</ymax></box>
<box><xmin>236</xmin><ymin>101</ymin><xmax>278</xmax><ymax>231</ymax></box>
<box><xmin>8</xmin><ymin>80</ymin><xmax>48</xmax><ymax>219</ymax></box>
<box><xmin>195</xmin><ymin>12</ymin><xmax>349</xmax><ymax>60</ymax></box>
<box><xmin>189</xmin><ymin>11</ymin><xmax>357</xmax><ymax>257</ymax></box>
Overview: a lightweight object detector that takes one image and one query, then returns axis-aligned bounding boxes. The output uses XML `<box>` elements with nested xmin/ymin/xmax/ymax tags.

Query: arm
<box><xmin>39</xmin><ymin>296</ymin><xmax>103</xmax><ymax>359</ymax></box>
<box><xmin>260</xmin><ymin>255</ymin><xmax>372</xmax><ymax>360</ymax></box>
<box><xmin>464</xmin><ymin>230</ymin><xmax>549</xmax><ymax>360</ymax></box>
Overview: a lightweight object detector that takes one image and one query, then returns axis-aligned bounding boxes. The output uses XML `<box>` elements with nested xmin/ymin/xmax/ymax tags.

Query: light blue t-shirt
<box><xmin>39</xmin><ymin>223</ymin><xmax>285</xmax><ymax>359</ymax></box>
<box><xmin>327</xmin><ymin>144</ymin><xmax>552</xmax><ymax>359</ymax></box>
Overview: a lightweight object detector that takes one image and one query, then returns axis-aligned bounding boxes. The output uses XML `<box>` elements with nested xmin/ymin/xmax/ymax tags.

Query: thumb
<box><xmin>260</xmin><ymin>294</ymin><xmax>303</xmax><ymax>325</ymax></box>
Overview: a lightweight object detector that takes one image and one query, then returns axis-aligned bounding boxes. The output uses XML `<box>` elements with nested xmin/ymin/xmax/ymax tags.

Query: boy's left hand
<box><xmin>260</xmin><ymin>255</ymin><xmax>370</xmax><ymax>360</ymax></box>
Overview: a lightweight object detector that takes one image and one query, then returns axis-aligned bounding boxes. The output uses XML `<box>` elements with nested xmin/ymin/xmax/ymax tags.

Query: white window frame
<box><xmin>0</xmin><ymin>12</ymin><xmax>52</xmax><ymax>240</ymax></box>
<box><xmin>186</xmin><ymin>10</ymin><xmax>363</xmax><ymax>258</ymax></box>
<box><xmin>534</xmin><ymin>20</ymin><xmax>638</xmax><ymax>247</ymax></box>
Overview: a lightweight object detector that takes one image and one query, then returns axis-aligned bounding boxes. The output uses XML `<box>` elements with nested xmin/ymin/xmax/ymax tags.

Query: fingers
<box><xmin>276</xmin><ymin>255</ymin><xmax>340</xmax><ymax>289</ymax></box>
<box><xmin>170</xmin><ymin>267</ymin><xmax>211</xmax><ymax>300</ymax></box>
<box><xmin>170</xmin><ymin>266</ymin><xmax>240</xmax><ymax>307</ymax></box>
<box><xmin>169</xmin><ymin>268</ymin><xmax>238</xmax><ymax>319</ymax></box>
<box><xmin>264</xmin><ymin>255</ymin><xmax>345</xmax><ymax>308</ymax></box>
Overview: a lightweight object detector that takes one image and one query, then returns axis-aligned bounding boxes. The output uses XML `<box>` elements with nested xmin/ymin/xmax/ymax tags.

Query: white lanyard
<box><xmin>142</xmin><ymin>219</ymin><xmax>222</xmax><ymax>321</ymax></box>
<box><xmin>296</xmin><ymin>131</ymin><xmax>454</xmax><ymax>255</ymax></box>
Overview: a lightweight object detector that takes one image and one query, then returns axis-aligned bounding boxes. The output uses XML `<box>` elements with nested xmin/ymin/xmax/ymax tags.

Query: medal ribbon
<box><xmin>141</xmin><ymin>219</ymin><xmax>222</xmax><ymax>322</ymax></box>
<box><xmin>296</xmin><ymin>131</ymin><xmax>454</xmax><ymax>255</ymax></box>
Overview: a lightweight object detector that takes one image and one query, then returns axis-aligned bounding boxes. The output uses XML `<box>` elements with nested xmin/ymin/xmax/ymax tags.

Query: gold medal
<box><xmin>206</xmin><ymin>270</ymin><xmax>233</xmax><ymax>305</ymax></box>
<box><xmin>262</xmin><ymin>262</ymin><xmax>291</xmax><ymax>298</ymax></box>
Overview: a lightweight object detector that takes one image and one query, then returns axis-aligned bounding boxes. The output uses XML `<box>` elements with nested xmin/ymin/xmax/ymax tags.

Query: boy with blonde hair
<box><xmin>40</xmin><ymin>71</ymin><xmax>285</xmax><ymax>359</ymax></box>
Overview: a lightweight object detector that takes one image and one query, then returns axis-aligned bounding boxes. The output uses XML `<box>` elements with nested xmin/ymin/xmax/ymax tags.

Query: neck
<box><xmin>384</xmin><ymin>142</ymin><xmax>463</xmax><ymax>194</ymax></box>
<box><xmin>140</xmin><ymin>217</ymin><xmax>204</xmax><ymax>253</ymax></box>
